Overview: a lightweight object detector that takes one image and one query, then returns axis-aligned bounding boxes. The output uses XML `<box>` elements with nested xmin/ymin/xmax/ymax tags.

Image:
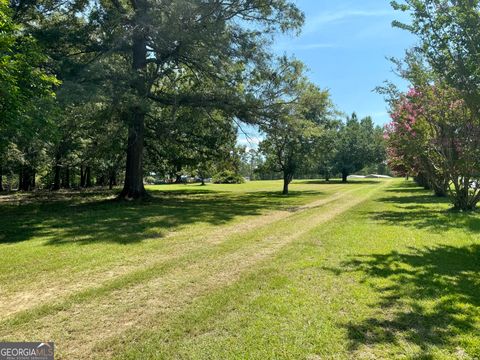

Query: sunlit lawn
<box><xmin>0</xmin><ymin>179</ymin><xmax>479</xmax><ymax>359</ymax></box>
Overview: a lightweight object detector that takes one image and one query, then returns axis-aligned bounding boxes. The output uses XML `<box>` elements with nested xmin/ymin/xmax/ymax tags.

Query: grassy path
<box><xmin>1</xmin><ymin>179</ymin><xmax>479</xmax><ymax>359</ymax></box>
<box><xmin>0</xmin><ymin>183</ymin><xmax>351</xmax><ymax>318</ymax></box>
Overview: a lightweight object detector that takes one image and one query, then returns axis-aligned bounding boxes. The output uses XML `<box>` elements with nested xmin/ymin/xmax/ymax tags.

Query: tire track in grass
<box><xmin>1</xmin><ymin>185</ymin><xmax>355</xmax><ymax>327</ymax></box>
<box><xmin>0</xmin><ymin>182</ymin><xmax>389</xmax><ymax>359</ymax></box>
<box><xmin>0</xmin><ymin>185</ymin><xmax>350</xmax><ymax>319</ymax></box>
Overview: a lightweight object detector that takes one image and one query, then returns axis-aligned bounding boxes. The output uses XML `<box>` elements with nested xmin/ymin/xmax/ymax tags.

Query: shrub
<box><xmin>212</xmin><ymin>170</ymin><xmax>245</xmax><ymax>184</ymax></box>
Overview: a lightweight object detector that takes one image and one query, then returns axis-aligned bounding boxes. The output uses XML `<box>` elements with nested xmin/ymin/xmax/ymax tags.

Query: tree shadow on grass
<box><xmin>370</xmin><ymin>185</ymin><xmax>480</xmax><ymax>233</ymax></box>
<box><xmin>0</xmin><ymin>188</ymin><xmax>325</xmax><ymax>245</ymax></box>
<box><xmin>371</xmin><ymin>208</ymin><xmax>480</xmax><ymax>233</ymax></box>
<box><xmin>330</xmin><ymin>245</ymin><xmax>480</xmax><ymax>358</ymax></box>
<box><xmin>300</xmin><ymin>179</ymin><xmax>382</xmax><ymax>185</ymax></box>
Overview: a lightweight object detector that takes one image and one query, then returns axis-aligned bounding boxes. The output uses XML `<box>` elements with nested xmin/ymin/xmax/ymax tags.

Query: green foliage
<box><xmin>0</xmin><ymin>0</ymin><xmax>60</xmax><ymax>191</ymax></box>
<box><xmin>390</xmin><ymin>1</ymin><xmax>480</xmax><ymax>209</ymax></box>
<box><xmin>387</xmin><ymin>81</ymin><xmax>480</xmax><ymax>209</ymax></box>
<box><xmin>333</xmin><ymin>113</ymin><xmax>385</xmax><ymax>181</ymax></box>
<box><xmin>238</xmin><ymin>148</ymin><xmax>265</xmax><ymax>180</ymax></box>
<box><xmin>145</xmin><ymin>106</ymin><xmax>237</xmax><ymax>181</ymax></box>
<box><xmin>4</xmin><ymin>0</ymin><xmax>305</xmax><ymax>196</ymax></box>
<box><xmin>0</xmin><ymin>0</ymin><xmax>387</xmax><ymax>196</ymax></box>
<box><xmin>0</xmin><ymin>0</ymin><xmax>58</xmax><ymax>157</ymax></box>
<box><xmin>0</xmin><ymin>1</ymin><xmax>56</xmax><ymax>118</ymax></box>
<box><xmin>392</xmin><ymin>0</ymin><xmax>480</xmax><ymax>111</ymax></box>
<box><xmin>259</xmin><ymin>79</ymin><xmax>335</xmax><ymax>193</ymax></box>
<box><xmin>2</xmin><ymin>180</ymin><xmax>479</xmax><ymax>359</ymax></box>
<box><xmin>212</xmin><ymin>170</ymin><xmax>245</xmax><ymax>184</ymax></box>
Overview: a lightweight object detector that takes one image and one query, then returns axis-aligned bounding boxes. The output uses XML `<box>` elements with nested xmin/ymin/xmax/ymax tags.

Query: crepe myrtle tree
<box><xmin>389</xmin><ymin>0</ymin><xmax>480</xmax><ymax>210</ymax></box>
<box><xmin>386</xmin><ymin>83</ymin><xmax>480</xmax><ymax>210</ymax></box>
<box><xmin>384</xmin><ymin>87</ymin><xmax>449</xmax><ymax>196</ymax></box>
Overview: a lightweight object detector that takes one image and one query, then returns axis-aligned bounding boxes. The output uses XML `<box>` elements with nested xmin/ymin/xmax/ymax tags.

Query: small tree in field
<box><xmin>333</xmin><ymin>114</ymin><xmax>385</xmax><ymax>182</ymax></box>
<box><xmin>259</xmin><ymin>83</ymin><xmax>333</xmax><ymax>195</ymax></box>
<box><xmin>260</xmin><ymin>117</ymin><xmax>320</xmax><ymax>194</ymax></box>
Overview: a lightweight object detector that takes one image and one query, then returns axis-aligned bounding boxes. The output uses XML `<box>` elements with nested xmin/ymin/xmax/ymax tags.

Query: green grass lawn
<box><xmin>0</xmin><ymin>179</ymin><xmax>479</xmax><ymax>359</ymax></box>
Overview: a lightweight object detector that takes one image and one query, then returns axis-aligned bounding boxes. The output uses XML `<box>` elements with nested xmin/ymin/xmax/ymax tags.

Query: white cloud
<box><xmin>299</xmin><ymin>43</ymin><xmax>337</xmax><ymax>49</ymax></box>
<box><xmin>370</xmin><ymin>111</ymin><xmax>389</xmax><ymax>118</ymax></box>
<box><xmin>275</xmin><ymin>42</ymin><xmax>338</xmax><ymax>51</ymax></box>
<box><xmin>304</xmin><ymin>9</ymin><xmax>394</xmax><ymax>34</ymax></box>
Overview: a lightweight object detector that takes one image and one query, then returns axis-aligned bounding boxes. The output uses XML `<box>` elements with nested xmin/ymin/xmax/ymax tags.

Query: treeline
<box><xmin>1</xmin><ymin>0</ymin><xmax>385</xmax><ymax>197</ymax></box>
<box><xmin>383</xmin><ymin>1</ymin><xmax>480</xmax><ymax>211</ymax></box>
<box><xmin>258</xmin><ymin>106</ymin><xmax>386</xmax><ymax>194</ymax></box>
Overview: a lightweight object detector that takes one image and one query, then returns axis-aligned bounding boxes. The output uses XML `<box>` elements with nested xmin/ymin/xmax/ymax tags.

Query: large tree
<box><xmin>0</xmin><ymin>0</ymin><xmax>58</xmax><ymax>190</ymax></box>
<box><xmin>11</xmin><ymin>0</ymin><xmax>304</xmax><ymax>198</ymax></box>
<box><xmin>119</xmin><ymin>0</ymin><xmax>304</xmax><ymax>198</ymax></box>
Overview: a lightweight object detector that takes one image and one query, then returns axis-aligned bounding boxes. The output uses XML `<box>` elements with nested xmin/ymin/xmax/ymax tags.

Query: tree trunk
<box><xmin>85</xmin><ymin>166</ymin><xmax>92</xmax><ymax>188</ymax></box>
<box><xmin>282</xmin><ymin>178</ymin><xmax>289</xmax><ymax>195</ymax></box>
<box><xmin>18</xmin><ymin>168</ymin><xmax>23</xmax><ymax>190</ymax></box>
<box><xmin>20</xmin><ymin>170</ymin><xmax>25</xmax><ymax>191</ymax></box>
<box><xmin>31</xmin><ymin>169</ymin><xmax>35</xmax><ymax>190</ymax></box>
<box><xmin>432</xmin><ymin>180</ymin><xmax>448</xmax><ymax>197</ymax></box>
<box><xmin>341</xmin><ymin>170</ymin><xmax>348</xmax><ymax>183</ymax></box>
<box><xmin>201</xmin><ymin>177</ymin><xmax>205</xmax><ymax>186</ymax></box>
<box><xmin>19</xmin><ymin>166</ymin><xmax>34</xmax><ymax>191</ymax></box>
<box><xmin>80</xmin><ymin>165</ymin><xmax>85</xmax><ymax>187</ymax></box>
<box><xmin>0</xmin><ymin>165</ymin><xmax>3</xmax><ymax>192</ymax></box>
<box><xmin>109</xmin><ymin>173</ymin><xmax>116</xmax><ymax>190</ymax></box>
<box><xmin>53</xmin><ymin>164</ymin><xmax>61</xmax><ymax>190</ymax></box>
<box><xmin>450</xmin><ymin>177</ymin><xmax>477</xmax><ymax>211</ymax></box>
<box><xmin>283</xmin><ymin>173</ymin><xmax>293</xmax><ymax>195</ymax></box>
<box><xmin>96</xmin><ymin>175</ymin><xmax>105</xmax><ymax>186</ymax></box>
<box><xmin>414</xmin><ymin>172</ymin><xmax>430</xmax><ymax>189</ymax></box>
<box><xmin>119</xmin><ymin>12</ymin><xmax>148</xmax><ymax>200</ymax></box>
<box><xmin>120</xmin><ymin>111</ymin><xmax>147</xmax><ymax>198</ymax></box>
<box><xmin>65</xmin><ymin>167</ymin><xmax>69</xmax><ymax>188</ymax></box>
<box><xmin>63</xmin><ymin>166</ymin><xmax>70</xmax><ymax>189</ymax></box>
<box><xmin>454</xmin><ymin>188</ymin><xmax>470</xmax><ymax>210</ymax></box>
<box><xmin>174</xmin><ymin>164</ymin><xmax>182</xmax><ymax>183</ymax></box>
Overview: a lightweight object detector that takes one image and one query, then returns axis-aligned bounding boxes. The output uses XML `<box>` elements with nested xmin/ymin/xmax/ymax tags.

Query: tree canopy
<box><xmin>1</xmin><ymin>0</ymin><xmax>387</xmax><ymax>196</ymax></box>
<box><xmin>385</xmin><ymin>0</ymin><xmax>480</xmax><ymax>210</ymax></box>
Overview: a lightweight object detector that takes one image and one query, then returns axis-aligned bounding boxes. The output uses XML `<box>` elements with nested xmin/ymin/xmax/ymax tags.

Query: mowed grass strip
<box><xmin>1</xmin><ymin>184</ymin><xmax>382</xmax><ymax>358</ymax></box>
<box><xmin>0</xmin><ymin>181</ymin><xmax>349</xmax><ymax>317</ymax></box>
<box><xmin>100</xmin><ymin>180</ymin><xmax>478</xmax><ymax>360</ymax></box>
<box><xmin>1</xmin><ymin>181</ymin><xmax>385</xmax><ymax>358</ymax></box>
<box><xmin>4</xmin><ymin>179</ymin><xmax>476</xmax><ymax>359</ymax></box>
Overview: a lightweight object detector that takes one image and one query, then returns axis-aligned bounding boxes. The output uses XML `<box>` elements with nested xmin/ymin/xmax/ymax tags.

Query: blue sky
<box><xmin>238</xmin><ymin>0</ymin><xmax>416</xmax><ymax>148</ymax></box>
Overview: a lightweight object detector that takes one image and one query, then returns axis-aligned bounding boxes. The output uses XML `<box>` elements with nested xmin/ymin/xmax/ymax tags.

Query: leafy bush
<box><xmin>212</xmin><ymin>170</ymin><xmax>245</xmax><ymax>184</ymax></box>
